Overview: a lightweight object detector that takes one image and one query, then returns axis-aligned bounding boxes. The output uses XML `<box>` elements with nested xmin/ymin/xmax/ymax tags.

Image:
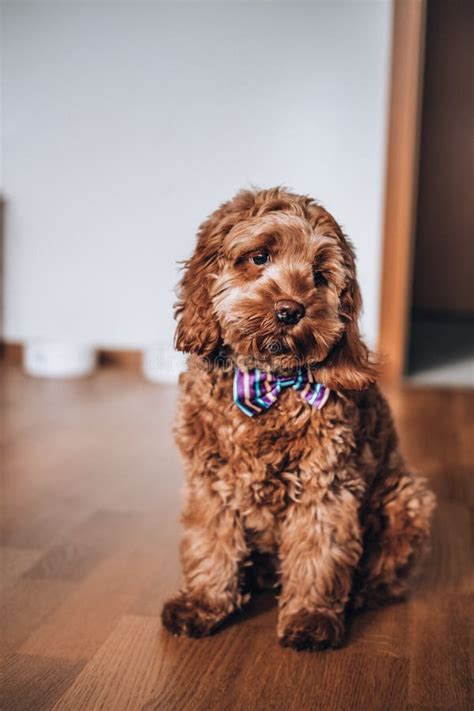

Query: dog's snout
<box><xmin>274</xmin><ymin>299</ymin><xmax>305</xmax><ymax>325</ymax></box>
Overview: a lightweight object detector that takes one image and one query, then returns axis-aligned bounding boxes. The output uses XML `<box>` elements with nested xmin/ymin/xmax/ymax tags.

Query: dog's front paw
<box><xmin>279</xmin><ymin>609</ymin><xmax>345</xmax><ymax>651</ymax></box>
<box><xmin>161</xmin><ymin>593</ymin><xmax>227</xmax><ymax>638</ymax></box>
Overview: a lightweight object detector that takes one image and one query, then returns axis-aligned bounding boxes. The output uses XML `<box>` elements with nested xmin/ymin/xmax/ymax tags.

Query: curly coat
<box><xmin>161</xmin><ymin>188</ymin><xmax>435</xmax><ymax>651</ymax></box>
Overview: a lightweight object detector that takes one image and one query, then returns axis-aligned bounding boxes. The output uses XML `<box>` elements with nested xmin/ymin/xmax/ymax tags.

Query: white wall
<box><xmin>2</xmin><ymin>0</ymin><xmax>392</xmax><ymax>350</ymax></box>
<box><xmin>0</xmin><ymin>1</ymin><xmax>3</xmax><ymax>190</ymax></box>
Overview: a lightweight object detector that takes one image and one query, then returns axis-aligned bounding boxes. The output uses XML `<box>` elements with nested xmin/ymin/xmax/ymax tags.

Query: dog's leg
<box><xmin>277</xmin><ymin>491</ymin><xmax>363</xmax><ymax>651</ymax></box>
<box><xmin>161</xmin><ymin>482</ymin><xmax>249</xmax><ymax>638</ymax></box>
<box><xmin>352</xmin><ymin>467</ymin><xmax>435</xmax><ymax>610</ymax></box>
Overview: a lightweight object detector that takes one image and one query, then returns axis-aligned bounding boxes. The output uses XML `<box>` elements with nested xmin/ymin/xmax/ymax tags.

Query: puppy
<box><xmin>161</xmin><ymin>187</ymin><xmax>435</xmax><ymax>651</ymax></box>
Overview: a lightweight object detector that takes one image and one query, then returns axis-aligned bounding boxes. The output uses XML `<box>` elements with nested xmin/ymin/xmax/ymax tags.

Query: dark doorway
<box><xmin>406</xmin><ymin>0</ymin><xmax>474</xmax><ymax>385</ymax></box>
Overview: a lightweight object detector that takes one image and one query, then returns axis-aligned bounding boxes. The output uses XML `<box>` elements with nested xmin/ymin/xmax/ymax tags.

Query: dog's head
<box><xmin>175</xmin><ymin>187</ymin><xmax>377</xmax><ymax>390</ymax></box>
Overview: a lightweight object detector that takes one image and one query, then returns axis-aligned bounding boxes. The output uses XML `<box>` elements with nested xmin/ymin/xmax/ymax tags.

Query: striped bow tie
<box><xmin>233</xmin><ymin>367</ymin><xmax>330</xmax><ymax>417</ymax></box>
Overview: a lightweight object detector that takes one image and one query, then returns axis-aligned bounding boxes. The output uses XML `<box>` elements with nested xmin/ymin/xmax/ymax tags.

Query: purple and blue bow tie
<box><xmin>233</xmin><ymin>367</ymin><xmax>330</xmax><ymax>417</ymax></box>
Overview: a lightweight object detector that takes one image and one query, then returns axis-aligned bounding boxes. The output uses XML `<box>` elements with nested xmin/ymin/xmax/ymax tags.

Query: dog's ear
<box><xmin>316</xmin><ymin>238</ymin><xmax>379</xmax><ymax>391</ymax></box>
<box><xmin>174</xmin><ymin>218</ymin><xmax>222</xmax><ymax>357</ymax></box>
<box><xmin>175</xmin><ymin>190</ymin><xmax>256</xmax><ymax>356</ymax></box>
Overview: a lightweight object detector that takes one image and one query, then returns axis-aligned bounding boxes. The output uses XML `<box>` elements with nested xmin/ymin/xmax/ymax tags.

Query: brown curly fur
<box><xmin>161</xmin><ymin>187</ymin><xmax>435</xmax><ymax>651</ymax></box>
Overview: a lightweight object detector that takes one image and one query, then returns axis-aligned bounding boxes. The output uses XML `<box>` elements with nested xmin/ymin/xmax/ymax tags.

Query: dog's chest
<box><xmin>230</xmin><ymin>390</ymin><xmax>359</xmax><ymax>551</ymax></box>
<box><xmin>223</xmin><ymin>387</ymin><xmax>347</xmax><ymax>512</ymax></box>
<box><xmin>178</xmin><ymin>370</ymin><xmax>360</xmax><ymax>550</ymax></box>
<box><xmin>180</xmin><ymin>369</ymin><xmax>355</xmax><ymax>497</ymax></box>
<box><xmin>231</xmin><ymin>386</ymin><xmax>334</xmax><ymax>454</ymax></box>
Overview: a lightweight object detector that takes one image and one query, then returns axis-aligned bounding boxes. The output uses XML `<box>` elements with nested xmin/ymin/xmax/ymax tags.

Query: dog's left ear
<box><xmin>316</xmin><ymin>241</ymin><xmax>379</xmax><ymax>391</ymax></box>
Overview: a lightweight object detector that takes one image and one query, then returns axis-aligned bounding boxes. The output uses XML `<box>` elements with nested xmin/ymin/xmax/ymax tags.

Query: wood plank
<box><xmin>21</xmin><ymin>551</ymin><xmax>160</xmax><ymax>662</ymax></box>
<box><xmin>52</xmin><ymin>616</ymin><xmax>161</xmax><ymax>711</ymax></box>
<box><xmin>0</xmin><ymin>578</ymin><xmax>75</xmax><ymax>656</ymax></box>
<box><xmin>141</xmin><ymin>626</ymin><xmax>297</xmax><ymax>711</ymax></box>
<box><xmin>0</xmin><ymin>547</ymin><xmax>43</xmax><ymax>593</ymax></box>
<box><xmin>142</xmin><ymin>627</ymin><xmax>408</xmax><ymax>711</ymax></box>
<box><xmin>0</xmin><ymin>653</ymin><xmax>85</xmax><ymax>711</ymax></box>
<box><xmin>408</xmin><ymin>593</ymin><xmax>472</xmax><ymax>710</ymax></box>
<box><xmin>24</xmin><ymin>510</ymin><xmax>145</xmax><ymax>583</ymax></box>
<box><xmin>318</xmin><ymin>652</ymin><xmax>408</xmax><ymax>711</ymax></box>
<box><xmin>417</xmin><ymin>501</ymin><xmax>473</xmax><ymax>596</ymax></box>
<box><xmin>348</xmin><ymin>602</ymin><xmax>410</xmax><ymax>660</ymax></box>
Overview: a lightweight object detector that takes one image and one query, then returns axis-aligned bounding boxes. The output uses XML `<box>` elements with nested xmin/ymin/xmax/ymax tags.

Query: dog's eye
<box><xmin>313</xmin><ymin>270</ymin><xmax>328</xmax><ymax>287</ymax></box>
<box><xmin>250</xmin><ymin>251</ymin><xmax>270</xmax><ymax>266</ymax></box>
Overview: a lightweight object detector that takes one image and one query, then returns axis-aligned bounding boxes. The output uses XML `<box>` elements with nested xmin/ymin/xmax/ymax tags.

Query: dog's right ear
<box><xmin>174</xmin><ymin>190</ymin><xmax>257</xmax><ymax>357</ymax></box>
<box><xmin>174</xmin><ymin>217</ymin><xmax>222</xmax><ymax>357</ymax></box>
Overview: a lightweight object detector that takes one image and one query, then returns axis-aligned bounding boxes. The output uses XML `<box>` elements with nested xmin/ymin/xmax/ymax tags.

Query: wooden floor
<box><xmin>0</xmin><ymin>363</ymin><xmax>472</xmax><ymax>711</ymax></box>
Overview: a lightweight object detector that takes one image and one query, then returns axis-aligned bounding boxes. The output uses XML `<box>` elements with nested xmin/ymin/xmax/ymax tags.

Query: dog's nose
<box><xmin>274</xmin><ymin>299</ymin><xmax>305</xmax><ymax>325</ymax></box>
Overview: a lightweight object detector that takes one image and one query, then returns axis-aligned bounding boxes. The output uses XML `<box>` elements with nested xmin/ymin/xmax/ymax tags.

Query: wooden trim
<box><xmin>0</xmin><ymin>342</ymin><xmax>142</xmax><ymax>372</ymax></box>
<box><xmin>98</xmin><ymin>349</ymin><xmax>142</xmax><ymax>371</ymax></box>
<box><xmin>378</xmin><ymin>0</ymin><xmax>427</xmax><ymax>382</ymax></box>
<box><xmin>0</xmin><ymin>342</ymin><xmax>23</xmax><ymax>366</ymax></box>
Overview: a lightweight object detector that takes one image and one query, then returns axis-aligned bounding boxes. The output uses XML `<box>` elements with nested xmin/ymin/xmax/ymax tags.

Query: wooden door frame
<box><xmin>378</xmin><ymin>0</ymin><xmax>427</xmax><ymax>382</ymax></box>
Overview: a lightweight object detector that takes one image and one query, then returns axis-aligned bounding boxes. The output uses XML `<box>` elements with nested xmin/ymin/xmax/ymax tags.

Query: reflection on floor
<box><xmin>406</xmin><ymin>314</ymin><xmax>474</xmax><ymax>387</ymax></box>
